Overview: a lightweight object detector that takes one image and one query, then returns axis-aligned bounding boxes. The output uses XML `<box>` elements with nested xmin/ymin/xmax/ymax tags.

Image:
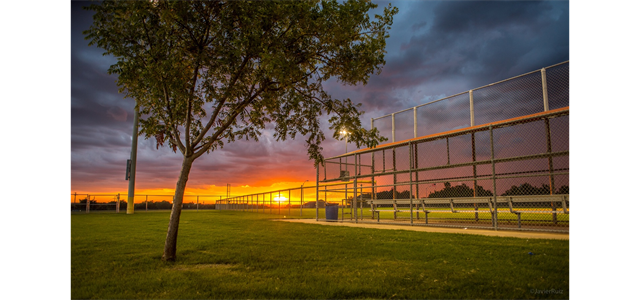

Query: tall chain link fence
<box><xmin>319</xmin><ymin>107</ymin><xmax>569</xmax><ymax>232</ymax></box>
<box><xmin>316</xmin><ymin>61</ymin><xmax>570</xmax><ymax>232</ymax></box>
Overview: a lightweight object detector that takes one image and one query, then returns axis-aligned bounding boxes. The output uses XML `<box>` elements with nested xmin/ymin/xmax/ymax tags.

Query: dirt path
<box><xmin>274</xmin><ymin>218</ymin><xmax>569</xmax><ymax>240</ymax></box>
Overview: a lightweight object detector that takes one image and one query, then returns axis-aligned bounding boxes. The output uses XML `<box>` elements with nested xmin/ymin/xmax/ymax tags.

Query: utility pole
<box><xmin>126</xmin><ymin>105</ymin><xmax>139</xmax><ymax>214</ymax></box>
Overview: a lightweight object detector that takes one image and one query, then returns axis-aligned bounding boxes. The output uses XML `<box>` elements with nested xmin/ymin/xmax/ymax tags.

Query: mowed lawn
<box><xmin>71</xmin><ymin>210</ymin><xmax>569</xmax><ymax>299</ymax></box>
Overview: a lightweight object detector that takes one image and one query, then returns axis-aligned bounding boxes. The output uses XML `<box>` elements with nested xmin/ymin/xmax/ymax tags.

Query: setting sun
<box><xmin>273</xmin><ymin>196</ymin><xmax>288</xmax><ymax>202</ymax></box>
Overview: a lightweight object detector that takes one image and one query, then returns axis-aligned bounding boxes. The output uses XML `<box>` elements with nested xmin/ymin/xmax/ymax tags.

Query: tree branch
<box><xmin>184</xmin><ymin>59</ymin><xmax>200</xmax><ymax>155</ymax></box>
<box><xmin>162</xmin><ymin>83</ymin><xmax>185</xmax><ymax>154</ymax></box>
<box><xmin>193</xmin><ymin>82</ymin><xmax>270</xmax><ymax>159</ymax></box>
<box><xmin>191</xmin><ymin>54</ymin><xmax>251</xmax><ymax>148</ymax></box>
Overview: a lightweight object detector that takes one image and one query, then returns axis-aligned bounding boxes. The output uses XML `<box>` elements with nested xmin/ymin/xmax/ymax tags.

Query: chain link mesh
<box><xmin>473</xmin><ymin>71</ymin><xmax>544</xmax><ymax>125</ymax></box>
<box><xmin>417</xmin><ymin>93</ymin><xmax>470</xmax><ymax>137</ymax></box>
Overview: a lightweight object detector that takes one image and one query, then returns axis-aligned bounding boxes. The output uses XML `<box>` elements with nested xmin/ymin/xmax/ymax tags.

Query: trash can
<box><xmin>325</xmin><ymin>203</ymin><xmax>339</xmax><ymax>221</ymax></box>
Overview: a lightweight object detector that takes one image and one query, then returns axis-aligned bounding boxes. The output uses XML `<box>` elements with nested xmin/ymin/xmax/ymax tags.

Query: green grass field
<box><xmin>72</xmin><ymin>210</ymin><xmax>569</xmax><ymax>299</ymax></box>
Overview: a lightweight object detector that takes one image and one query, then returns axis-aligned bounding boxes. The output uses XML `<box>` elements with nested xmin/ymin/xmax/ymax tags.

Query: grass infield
<box><xmin>72</xmin><ymin>210</ymin><xmax>568</xmax><ymax>299</ymax></box>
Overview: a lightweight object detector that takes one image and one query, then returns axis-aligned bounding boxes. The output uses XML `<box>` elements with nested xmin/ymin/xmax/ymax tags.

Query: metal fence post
<box><xmin>343</xmin><ymin>182</ymin><xmax>347</xmax><ymax>221</ymax></box>
<box><xmin>197</xmin><ymin>196</ymin><xmax>199</xmax><ymax>211</ymax></box>
<box><xmin>86</xmin><ymin>194</ymin><xmax>90</xmax><ymax>213</ymax></box>
<box><xmin>542</xmin><ymin>68</ymin><xmax>549</xmax><ymax>112</ymax></box>
<box><xmin>544</xmin><ymin>116</ymin><xmax>557</xmax><ymax>225</ymax></box>
<box><xmin>409</xmin><ymin>141</ymin><xmax>414</xmax><ymax>225</ymax></box>
<box><xmin>413</xmin><ymin>107</ymin><xmax>417</xmax><ymax>138</ymax></box>
<box><xmin>372</xmin><ymin>144</ymin><xmax>376</xmax><ymax>220</ymax></box>
<box><xmin>490</xmin><ymin>125</ymin><xmax>497</xmax><ymax>230</ymax></box>
<box><xmin>469</xmin><ymin>90</ymin><xmax>475</xmax><ymax>126</ymax></box>
<box><xmin>146</xmin><ymin>195</ymin><xmax>148</xmax><ymax>211</ymax></box>
<box><xmin>414</xmin><ymin>142</ymin><xmax>419</xmax><ymax>202</ymax></box>
<box><xmin>391</xmin><ymin>113</ymin><xmax>395</xmax><ymax>142</ymax></box>
<box><xmin>472</xmin><ymin>132</ymin><xmax>479</xmax><ymax>222</ymax></box>
<box><xmin>354</xmin><ymin>154</ymin><xmax>358</xmax><ymax>223</ymax></box>
<box><xmin>116</xmin><ymin>193</ymin><xmax>120</xmax><ymax>213</ymax></box>
<box><xmin>300</xmin><ymin>186</ymin><xmax>303</xmax><ymax>216</ymax></box>
<box><xmin>360</xmin><ymin>184</ymin><xmax>363</xmax><ymax>220</ymax></box>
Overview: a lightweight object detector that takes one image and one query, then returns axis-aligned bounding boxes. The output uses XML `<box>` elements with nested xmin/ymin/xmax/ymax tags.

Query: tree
<box><xmin>428</xmin><ymin>183</ymin><xmax>493</xmax><ymax>198</ymax></box>
<box><xmin>501</xmin><ymin>183</ymin><xmax>551</xmax><ymax>196</ymax></box>
<box><xmin>84</xmin><ymin>0</ymin><xmax>397</xmax><ymax>261</ymax></box>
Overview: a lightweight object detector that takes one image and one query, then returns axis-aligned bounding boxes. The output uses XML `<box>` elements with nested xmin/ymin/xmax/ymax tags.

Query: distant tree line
<box><xmin>501</xmin><ymin>183</ymin><xmax>569</xmax><ymax>196</ymax></box>
<box><xmin>428</xmin><ymin>182</ymin><xmax>493</xmax><ymax>198</ymax></box>
<box><xmin>350</xmin><ymin>181</ymin><xmax>569</xmax><ymax>201</ymax></box>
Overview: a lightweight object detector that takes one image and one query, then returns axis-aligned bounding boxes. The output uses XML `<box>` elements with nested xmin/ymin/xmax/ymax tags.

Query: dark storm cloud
<box><xmin>399</xmin><ymin>0</ymin><xmax>567</xmax><ymax>81</ymax></box>
<box><xmin>336</xmin><ymin>0</ymin><xmax>569</xmax><ymax>116</ymax></box>
<box><xmin>71</xmin><ymin>1</ymin><xmax>134</xmax><ymax>157</ymax></box>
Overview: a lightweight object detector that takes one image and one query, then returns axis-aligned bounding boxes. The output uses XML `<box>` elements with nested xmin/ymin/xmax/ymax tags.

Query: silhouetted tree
<box><xmin>501</xmin><ymin>183</ymin><xmax>551</xmax><ymax>196</ymax></box>
<box><xmin>428</xmin><ymin>182</ymin><xmax>493</xmax><ymax>198</ymax></box>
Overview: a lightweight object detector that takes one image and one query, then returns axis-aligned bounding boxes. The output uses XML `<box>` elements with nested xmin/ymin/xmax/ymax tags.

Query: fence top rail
<box><xmin>371</xmin><ymin>61</ymin><xmax>568</xmax><ymax>121</ymax></box>
<box><xmin>329</xmin><ymin>106</ymin><xmax>569</xmax><ymax>159</ymax></box>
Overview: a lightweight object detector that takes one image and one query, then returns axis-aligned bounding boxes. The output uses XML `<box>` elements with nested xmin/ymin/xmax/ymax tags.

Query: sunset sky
<box><xmin>70</xmin><ymin>0</ymin><xmax>569</xmax><ymax>196</ymax></box>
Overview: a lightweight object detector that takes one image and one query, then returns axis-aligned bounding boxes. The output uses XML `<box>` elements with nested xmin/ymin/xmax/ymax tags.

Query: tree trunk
<box><xmin>162</xmin><ymin>155</ymin><xmax>194</xmax><ymax>262</ymax></box>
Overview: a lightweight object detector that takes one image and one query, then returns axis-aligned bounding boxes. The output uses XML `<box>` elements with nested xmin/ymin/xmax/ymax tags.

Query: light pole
<box><xmin>126</xmin><ymin>105</ymin><xmax>139</xmax><ymax>214</ymax></box>
<box><xmin>340</xmin><ymin>129</ymin><xmax>349</xmax><ymax>153</ymax></box>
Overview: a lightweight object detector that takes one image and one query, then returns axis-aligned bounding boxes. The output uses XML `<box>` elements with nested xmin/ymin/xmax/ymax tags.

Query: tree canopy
<box><xmin>84</xmin><ymin>0</ymin><xmax>398</xmax><ymax>261</ymax></box>
<box><xmin>85</xmin><ymin>0</ymin><xmax>397</xmax><ymax>165</ymax></box>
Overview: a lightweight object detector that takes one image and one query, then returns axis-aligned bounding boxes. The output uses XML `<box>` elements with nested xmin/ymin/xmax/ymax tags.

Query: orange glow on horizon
<box><xmin>71</xmin><ymin>180</ymin><xmax>313</xmax><ymax>200</ymax></box>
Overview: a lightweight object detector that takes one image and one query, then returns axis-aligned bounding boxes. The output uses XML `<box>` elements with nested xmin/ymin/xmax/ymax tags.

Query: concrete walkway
<box><xmin>274</xmin><ymin>219</ymin><xmax>569</xmax><ymax>240</ymax></box>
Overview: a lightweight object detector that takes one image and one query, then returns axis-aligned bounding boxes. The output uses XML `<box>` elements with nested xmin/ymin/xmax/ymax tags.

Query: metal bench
<box><xmin>368</xmin><ymin>197</ymin><xmax>495</xmax><ymax>223</ymax></box>
<box><xmin>368</xmin><ymin>195</ymin><xmax>569</xmax><ymax>226</ymax></box>
<box><xmin>415</xmin><ymin>197</ymin><xmax>495</xmax><ymax>224</ymax></box>
<box><xmin>368</xmin><ymin>199</ymin><xmax>398</xmax><ymax>222</ymax></box>
<box><xmin>367</xmin><ymin>199</ymin><xmax>431</xmax><ymax>221</ymax></box>
<box><xmin>498</xmin><ymin>194</ymin><xmax>569</xmax><ymax>228</ymax></box>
